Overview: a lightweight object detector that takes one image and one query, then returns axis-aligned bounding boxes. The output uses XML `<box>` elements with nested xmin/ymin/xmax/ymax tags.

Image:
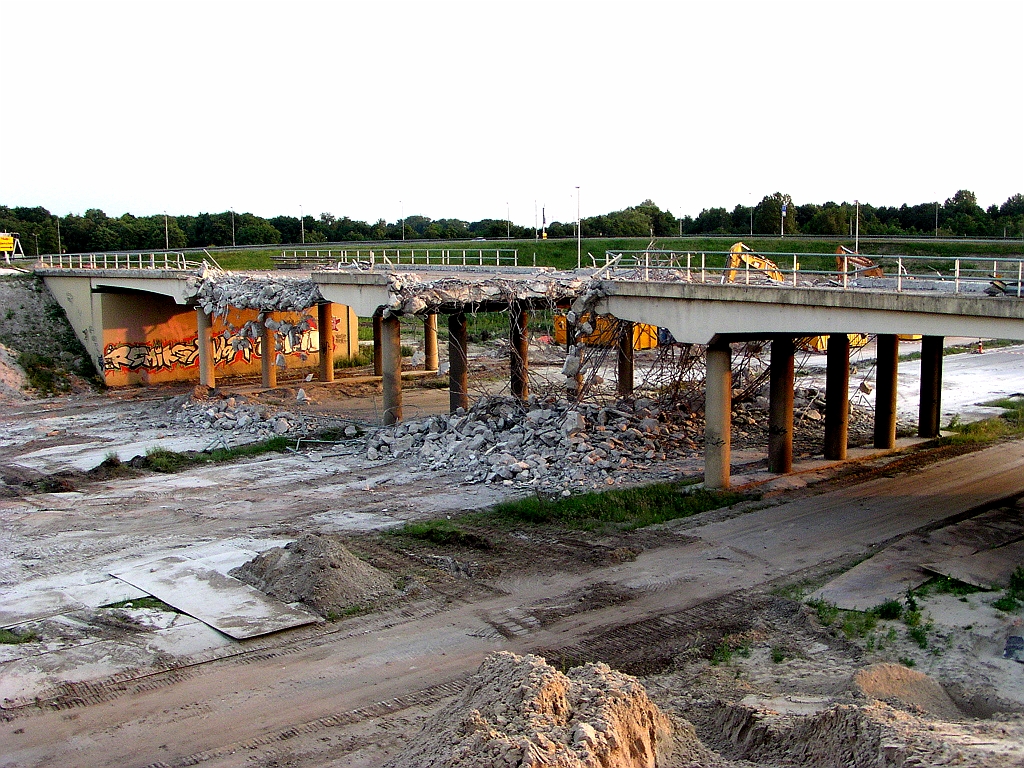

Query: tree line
<box><xmin>2</xmin><ymin>190</ymin><xmax>1022</xmax><ymax>255</ymax></box>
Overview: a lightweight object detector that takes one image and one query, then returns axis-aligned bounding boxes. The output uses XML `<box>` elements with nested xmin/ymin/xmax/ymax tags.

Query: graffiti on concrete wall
<box><xmin>102</xmin><ymin>328</ymin><xmax>321</xmax><ymax>373</ymax></box>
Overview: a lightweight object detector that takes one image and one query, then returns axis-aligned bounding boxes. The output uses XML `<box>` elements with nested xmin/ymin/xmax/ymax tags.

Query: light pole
<box><xmin>33</xmin><ymin>232</ymin><xmax>39</xmax><ymax>256</ymax></box>
<box><xmin>56</xmin><ymin>218</ymin><xmax>61</xmax><ymax>254</ymax></box>
<box><xmin>400</xmin><ymin>200</ymin><xmax>405</xmax><ymax>241</ymax></box>
<box><xmin>506</xmin><ymin>202</ymin><xmax>510</xmax><ymax>239</ymax></box>
<box><xmin>935</xmin><ymin>202</ymin><xmax>939</xmax><ymax>237</ymax></box>
<box><xmin>231</xmin><ymin>209</ymin><xmax>235</xmax><ymax>247</ymax></box>
<box><xmin>164</xmin><ymin>211</ymin><xmax>169</xmax><ymax>250</ymax></box>
<box><xmin>575</xmin><ymin>186</ymin><xmax>581</xmax><ymax>269</ymax></box>
<box><xmin>300</xmin><ymin>205</ymin><xmax>304</xmax><ymax>244</ymax></box>
<box><xmin>854</xmin><ymin>199</ymin><xmax>860</xmax><ymax>253</ymax></box>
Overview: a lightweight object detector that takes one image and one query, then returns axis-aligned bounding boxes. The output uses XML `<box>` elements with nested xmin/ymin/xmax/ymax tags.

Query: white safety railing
<box><xmin>603</xmin><ymin>250</ymin><xmax>1024</xmax><ymax>297</ymax></box>
<box><xmin>273</xmin><ymin>248</ymin><xmax>519</xmax><ymax>269</ymax></box>
<box><xmin>35</xmin><ymin>251</ymin><xmax>206</xmax><ymax>271</ymax></box>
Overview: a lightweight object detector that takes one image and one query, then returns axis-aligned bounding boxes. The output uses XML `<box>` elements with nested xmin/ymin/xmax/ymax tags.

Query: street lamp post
<box><xmin>231</xmin><ymin>209</ymin><xmax>235</xmax><ymax>247</ymax></box>
<box><xmin>164</xmin><ymin>211</ymin><xmax>169</xmax><ymax>250</ymax></box>
<box><xmin>575</xmin><ymin>186</ymin><xmax>581</xmax><ymax>269</ymax></box>
<box><xmin>400</xmin><ymin>200</ymin><xmax>405</xmax><ymax>241</ymax></box>
<box><xmin>506</xmin><ymin>202</ymin><xmax>510</xmax><ymax>239</ymax></box>
<box><xmin>854</xmin><ymin>199</ymin><xmax>860</xmax><ymax>253</ymax></box>
<box><xmin>300</xmin><ymin>205</ymin><xmax>304</xmax><ymax>244</ymax></box>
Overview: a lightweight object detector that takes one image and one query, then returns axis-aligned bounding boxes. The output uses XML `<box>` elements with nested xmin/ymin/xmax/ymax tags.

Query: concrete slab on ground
<box><xmin>924</xmin><ymin>539</ymin><xmax>1024</xmax><ymax>589</ymax></box>
<box><xmin>807</xmin><ymin>506</ymin><xmax>1024</xmax><ymax>610</ymax></box>
<box><xmin>110</xmin><ymin>555</ymin><xmax>320</xmax><ymax>639</ymax></box>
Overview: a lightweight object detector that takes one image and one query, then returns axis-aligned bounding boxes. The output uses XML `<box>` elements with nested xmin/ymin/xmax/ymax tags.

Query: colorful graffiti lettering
<box><xmin>103</xmin><ymin>330</ymin><xmax>321</xmax><ymax>372</ymax></box>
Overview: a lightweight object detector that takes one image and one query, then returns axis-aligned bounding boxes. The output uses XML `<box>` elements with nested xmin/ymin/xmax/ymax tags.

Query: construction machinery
<box><xmin>835</xmin><ymin>245</ymin><xmax>883</xmax><ymax>277</ymax></box>
<box><xmin>724</xmin><ymin>242</ymin><xmax>784</xmax><ymax>283</ymax></box>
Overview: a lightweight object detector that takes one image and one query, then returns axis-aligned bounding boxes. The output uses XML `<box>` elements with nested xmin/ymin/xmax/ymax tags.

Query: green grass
<box><xmin>17</xmin><ymin>351</ymin><xmax>71</xmax><ymax>395</ymax></box>
<box><xmin>140</xmin><ymin>436</ymin><xmax>289</xmax><ymax>473</ymax></box>
<box><xmin>872</xmin><ymin>599</ymin><xmax>903</xmax><ymax>620</ymax></box>
<box><xmin>993</xmin><ymin>565</ymin><xmax>1024</xmax><ymax>613</ymax></box>
<box><xmin>394</xmin><ymin>520</ymin><xmax>493</xmax><ymax>550</ymax></box>
<box><xmin>0</xmin><ymin>628</ymin><xmax>38</xmax><ymax>644</ymax></box>
<box><xmin>939</xmin><ymin>395</ymin><xmax>1024</xmax><ymax>446</ymax></box>
<box><xmin>205</xmin><ymin>237</ymin><xmax>1024</xmax><ymax>274</ymax></box>
<box><xmin>487</xmin><ymin>483</ymin><xmax>748</xmax><ymax>531</ymax></box>
<box><xmin>913</xmin><ymin>575</ymin><xmax>987</xmax><ymax>598</ymax></box>
<box><xmin>102</xmin><ymin>597</ymin><xmax>179</xmax><ymax>612</ymax></box>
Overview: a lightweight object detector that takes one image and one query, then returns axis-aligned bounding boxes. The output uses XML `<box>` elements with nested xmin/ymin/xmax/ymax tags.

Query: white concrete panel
<box><xmin>111</xmin><ymin>555</ymin><xmax>320</xmax><ymax>639</ymax></box>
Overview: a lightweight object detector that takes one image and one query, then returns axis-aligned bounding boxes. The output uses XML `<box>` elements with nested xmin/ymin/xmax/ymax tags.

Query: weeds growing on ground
<box><xmin>137</xmin><ymin>436</ymin><xmax>289</xmax><ymax>473</ymax></box>
<box><xmin>0</xmin><ymin>628</ymin><xmax>38</xmax><ymax>644</ymax></box>
<box><xmin>488</xmin><ymin>484</ymin><xmax>748</xmax><ymax>531</ymax></box>
<box><xmin>393</xmin><ymin>520</ymin><xmax>493</xmax><ymax>550</ymax></box>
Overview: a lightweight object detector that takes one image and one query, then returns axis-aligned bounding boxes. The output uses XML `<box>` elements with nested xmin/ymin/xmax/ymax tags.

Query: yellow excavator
<box><xmin>725</xmin><ymin>242</ymin><xmax>785</xmax><ymax>283</ymax></box>
<box><xmin>723</xmin><ymin>242</ymin><xmax>867</xmax><ymax>352</ymax></box>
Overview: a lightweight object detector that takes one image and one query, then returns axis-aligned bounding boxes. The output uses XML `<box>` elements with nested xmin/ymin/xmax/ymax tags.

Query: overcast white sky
<box><xmin>2</xmin><ymin>0</ymin><xmax>1021</xmax><ymax>226</ymax></box>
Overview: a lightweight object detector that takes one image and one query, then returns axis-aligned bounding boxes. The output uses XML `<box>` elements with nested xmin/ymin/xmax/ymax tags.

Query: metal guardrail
<box><xmin>35</xmin><ymin>252</ymin><xmax>209</xmax><ymax>271</ymax></box>
<box><xmin>603</xmin><ymin>250</ymin><xmax>1024</xmax><ymax>297</ymax></box>
<box><xmin>273</xmin><ymin>248</ymin><xmax>520</xmax><ymax>269</ymax></box>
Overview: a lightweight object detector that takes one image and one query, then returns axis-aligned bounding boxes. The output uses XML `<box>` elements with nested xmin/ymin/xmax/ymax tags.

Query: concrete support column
<box><xmin>919</xmin><ymin>335</ymin><xmax>944</xmax><ymax>438</ymax></box>
<box><xmin>824</xmin><ymin>334</ymin><xmax>850</xmax><ymax>460</ymax></box>
<box><xmin>705</xmin><ymin>341</ymin><xmax>732</xmax><ymax>490</ymax></box>
<box><xmin>448</xmin><ymin>311</ymin><xmax>469</xmax><ymax>413</ymax></box>
<box><xmin>318</xmin><ymin>302</ymin><xmax>335</xmax><ymax>383</ymax></box>
<box><xmin>261</xmin><ymin>319</ymin><xmax>277</xmax><ymax>389</ymax></box>
<box><xmin>617</xmin><ymin>321</ymin><xmax>634</xmax><ymax>399</ymax></box>
<box><xmin>372</xmin><ymin>315</ymin><xmax>383</xmax><ymax>376</ymax></box>
<box><xmin>381</xmin><ymin>315</ymin><xmax>403</xmax><ymax>425</ymax></box>
<box><xmin>424</xmin><ymin>313</ymin><xmax>439</xmax><ymax>371</ymax></box>
<box><xmin>768</xmin><ymin>336</ymin><xmax>795</xmax><ymax>474</ymax></box>
<box><xmin>509</xmin><ymin>303</ymin><xmax>529</xmax><ymax>401</ymax></box>
<box><xmin>873</xmin><ymin>334</ymin><xmax>899</xmax><ymax>449</ymax></box>
<box><xmin>195</xmin><ymin>307</ymin><xmax>216</xmax><ymax>389</ymax></box>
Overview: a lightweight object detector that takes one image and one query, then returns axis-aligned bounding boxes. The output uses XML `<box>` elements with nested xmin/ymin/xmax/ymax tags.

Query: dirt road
<box><xmin>3</xmin><ymin>431</ymin><xmax>1023</xmax><ymax>767</ymax></box>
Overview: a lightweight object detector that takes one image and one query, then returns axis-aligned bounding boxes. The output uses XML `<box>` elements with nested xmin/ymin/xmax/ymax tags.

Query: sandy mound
<box><xmin>0</xmin><ymin>343</ymin><xmax>29</xmax><ymax>402</ymax></box>
<box><xmin>230</xmin><ymin>533</ymin><xmax>394</xmax><ymax>616</ymax></box>
<box><xmin>386</xmin><ymin>651</ymin><xmax>687</xmax><ymax>768</ymax></box>
<box><xmin>853</xmin><ymin>662</ymin><xmax>962</xmax><ymax>719</ymax></box>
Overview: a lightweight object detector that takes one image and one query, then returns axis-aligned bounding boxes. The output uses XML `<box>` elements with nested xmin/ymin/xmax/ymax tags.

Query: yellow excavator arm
<box><xmin>725</xmin><ymin>242</ymin><xmax>785</xmax><ymax>283</ymax></box>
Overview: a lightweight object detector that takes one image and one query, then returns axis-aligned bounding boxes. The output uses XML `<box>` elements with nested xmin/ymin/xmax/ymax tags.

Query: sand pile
<box><xmin>386</xmin><ymin>651</ymin><xmax>686</xmax><ymax>768</ymax></box>
<box><xmin>0</xmin><ymin>343</ymin><xmax>29</xmax><ymax>402</ymax></box>
<box><xmin>230</xmin><ymin>533</ymin><xmax>394</xmax><ymax>616</ymax></box>
<box><xmin>853</xmin><ymin>662</ymin><xmax>962</xmax><ymax>719</ymax></box>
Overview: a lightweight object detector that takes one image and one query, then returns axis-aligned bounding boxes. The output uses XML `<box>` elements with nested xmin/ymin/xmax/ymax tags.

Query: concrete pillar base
<box><xmin>424</xmin><ymin>314</ymin><xmax>439</xmax><ymax>371</ymax></box>
<box><xmin>768</xmin><ymin>337</ymin><xmax>795</xmax><ymax>474</ymax></box>
<box><xmin>919</xmin><ymin>335</ymin><xmax>944</xmax><ymax>438</ymax></box>
<box><xmin>381</xmin><ymin>315</ymin><xmax>403</xmax><ymax>425</ymax></box>
<box><xmin>510</xmin><ymin>303</ymin><xmax>529</xmax><ymax>401</ymax></box>
<box><xmin>874</xmin><ymin>334</ymin><xmax>899</xmax><ymax>449</ymax></box>
<box><xmin>195</xmin><ymin>308</ymin><xmax>215</xmax><ymax>389</ymax></box>
<box><xmin>318</xmin><ymin>302</ymin><xmax>335</xmax><ymax>383</ymax></box>
<box><xmin>617</xmin><ymin>321</ymin><xmax>634</xmax><ymax>399</ymax></box>
<box><xmin>824</xmin><ymin>334</ymin><xmax>850</xmax><ymax>460</ymax></box>
<box><xmin>449</xmin><ymin>312</ymin><xmax>469</xmax><ymax>413</ymax></box>
<box><xmin>261</xmin><ymin>320</ymin><xmax>277</xmax><ymax>389</ymax></box>
<box><xmin>705</xmin><ymin>342</ymin><xmax>732</xmax><ymax>489</ymax></box>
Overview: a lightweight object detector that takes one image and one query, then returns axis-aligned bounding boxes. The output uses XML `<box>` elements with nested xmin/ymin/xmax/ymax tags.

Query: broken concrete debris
<box><xmin>169</xmin><ymin>390</ymin><xmax>333</xmax><ymax>438</ymax></box>
<box><xmin>385</xmin><ymin>651</ymin><xmax>677</xmax><ymax>768</ymax></box>
<box><xmin>365</xmin><ymin>394</ymin><xmax>703</xmax><ymax>493</ymax></box>
<box><xmin>363</xmin><ymin>386</ymin><xmax>883</xmax><ymax>492</ymax></box>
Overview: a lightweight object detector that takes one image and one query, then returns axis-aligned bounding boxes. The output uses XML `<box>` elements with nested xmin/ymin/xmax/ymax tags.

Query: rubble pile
<box><xmin>191</xmin><ymin>269</ymin><xmax>322</xmax><ymax>315</ymax></box>
<box><xmin>366</xmin><ymin>394</ymin><xmax>707</xmax><ymax>493</ymax></box>
<box><xmin>380</xmin><ymin>270</ymin><xmax>587</xmax><ymax>318</ymax></box>
<box><xmin>170</xmin><ymin>391</ymin><xmax>319</xmax><ymax>438</ymax></box>
<box><xmin>385</xmin><ymin>651</ymin><xmax>680</xmax><ymax>768</ymax></box>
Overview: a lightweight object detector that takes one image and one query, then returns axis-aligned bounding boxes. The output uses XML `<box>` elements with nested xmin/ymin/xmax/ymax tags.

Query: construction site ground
<box><xmin>1</xmin><ymin>342</ymin><xmax>1024</xmax><ymax>767</ymax></box>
